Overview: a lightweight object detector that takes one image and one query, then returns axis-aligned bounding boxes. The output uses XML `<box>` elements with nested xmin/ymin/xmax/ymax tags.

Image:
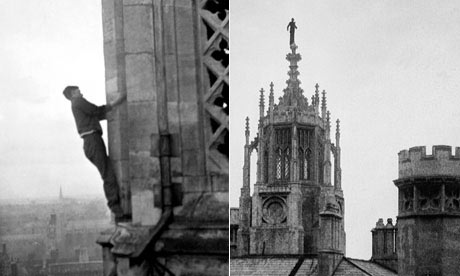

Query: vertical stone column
<box><xmin>102</xmin><ymin>0</ymin><xmax>131</xmax><ymax>217</ymax></box>
<box><xmin>318</xmin><ymin>195</ymin><xmax>344</xmax><ymax>276</ymax></box>
<box><xmin>99</xmin><ymin>0</ymin><xmax>229</xmax><ymax>275</ymax></box>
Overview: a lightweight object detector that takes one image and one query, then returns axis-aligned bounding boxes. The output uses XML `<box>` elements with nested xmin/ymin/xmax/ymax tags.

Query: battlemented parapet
<box><xmin>395</xmin><ymin>145</ymin><xmax>460</xmax><ymax>276</ymax></box>
<box><xmin>398</xmin><ymin>145</ymin><xmax>460</xmax><ymax>178</ymax></box>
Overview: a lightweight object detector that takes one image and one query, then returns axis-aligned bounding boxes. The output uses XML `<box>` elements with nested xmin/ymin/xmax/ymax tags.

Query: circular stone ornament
<box><xmin>262</xmin><ymin>196</ymin><xmax>287</xmax><ymax>224</ymax></box>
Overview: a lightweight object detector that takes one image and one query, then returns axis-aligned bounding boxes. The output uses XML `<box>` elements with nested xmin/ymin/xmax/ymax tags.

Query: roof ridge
<box><xmin>347</xmin><ymin>258</ymin><xmax>398</xmax><ymax>274</ymax></box>
<box><xmin>343</xmin><ymin>257</ymin><xmax>373</xmax><ymax>276</ymax></box>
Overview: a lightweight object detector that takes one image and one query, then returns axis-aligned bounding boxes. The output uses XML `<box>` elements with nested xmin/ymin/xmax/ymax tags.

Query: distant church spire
<box><xmin>59</xmin><ymin>185</ymin><xmax>63</xmax><ymax>200</ymax></box>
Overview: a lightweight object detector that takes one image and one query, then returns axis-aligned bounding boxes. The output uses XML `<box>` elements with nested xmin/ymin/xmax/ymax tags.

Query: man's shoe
<box><xmin>115</xmin><ymin>214</ymin><xmax>132</xmax><ymax>224</ymax></box>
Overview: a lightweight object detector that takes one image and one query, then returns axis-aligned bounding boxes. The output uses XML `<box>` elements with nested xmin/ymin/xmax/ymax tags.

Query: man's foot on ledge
<box><xmin>115</xmin><ymin>214</ymin><xmax>132</xmax><ymax>224</ymax></box>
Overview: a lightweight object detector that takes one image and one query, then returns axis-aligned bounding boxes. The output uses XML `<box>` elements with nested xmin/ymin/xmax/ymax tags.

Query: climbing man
<box><xmin>63</xmin><ymin>86</ymin><xmax>128</xmax><ymax>223</ymax></box>
<box><xmin>287</xmin><ymin>18</ymin><xmax>297</xmax><ymax>45</ymax></box>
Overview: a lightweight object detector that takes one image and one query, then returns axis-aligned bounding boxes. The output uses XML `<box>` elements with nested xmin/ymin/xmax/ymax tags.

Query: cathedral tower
<box><xmin>237</xmin><ymin>23</ymin><xmax>345</xmax><ymax>258</ymax></box>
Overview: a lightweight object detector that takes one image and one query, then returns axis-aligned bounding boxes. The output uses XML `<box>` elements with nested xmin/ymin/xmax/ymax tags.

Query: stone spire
<box><xmin>245</xmin><ymin>116</ymin><xmax>250</xmax><ymax>145</ymax></box>
<box><xmin>277</xmin><ymin>33</ymin><xmax>309</xmax><ymax>109</ymax></box>
<box><xmin>259</xmin><ymin>88</ymin><xmax>265</xmax><ymax>122</ymax></box>
<box><xmin>315</xmin><ymin>85</ymin><xmax>320</xmax><ymax>110</ymax></box>
<box><xmin>269</xmin><ymin>82</ymin><xmax>274</xmax><ymax>123</ymax></box>
<box><xmin>335</xmin><ymin>119</ymin><xmax>342</xmax><ymax>190</ymax></box>
<box><xmin>321</xmin><ymin>90</ymin><xmax>327</xmax><ymax>120</ymax></box>
<box><xmin>242</xmin><ymin>116</ymin><xmax>251</xmax><ymax>196</ymax></box>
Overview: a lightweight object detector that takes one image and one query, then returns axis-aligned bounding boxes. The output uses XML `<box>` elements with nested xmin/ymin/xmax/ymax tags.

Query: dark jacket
<box><xmin>71</xmin><ymin>97</ymin><xmax>109</xmax><ymax>136</ymax></box>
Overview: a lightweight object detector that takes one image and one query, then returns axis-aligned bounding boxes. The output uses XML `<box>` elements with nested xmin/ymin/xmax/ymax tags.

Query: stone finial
<box><xmin>315</xmin><ymin>86</ymin><xmax>320</xmax><ymax>108</ymax></box>
<box><xmin>335</xmin><ymin>119</ymin><xmax>340</xmax><ymax>146</ymax></box>
<box><xmin>259</xmin><ymin>88</ymin><xmax>265</xmax><ymax>106</ymax></box>
<box><xmin>315</xmin><ymin>83</ymin><xmax>319</xmax><ymax>92</ymax></box>
<box><xmin>326</xmin><ymin>111</ymin><xmax>331</xmax><ymax>130</ymax></box>
<box><xmin>376</xmin><ymin>218</ymin><xmax>385</xmax><ymax>228</ymax></box>
<box><xmin>321</xmin><ymin>90</ymin><xmax>327</xmax><ymax>109</ymax></box>
<box><xmin>269</xmin><ymin>82</ymin><xmax>274</xmax><ymax>104</ymax></box>
<box><xmin>386</xmin><ymin>218</ymin><xmax>394</xmax><ymax>227</ymax></box>
<box><xmin>245</xmin><ymin>117</ymin><xmax>250</xmax><ymax>137</ymax></box>
<box><xmin>311</xmin><ymin>95</ymin><xmax>315</xmax><ymax>106</ymax></box>
<box><xmin>321</xmin><ymin>90</ymin><xmax>327</xmax><ymax>119</ymax></box>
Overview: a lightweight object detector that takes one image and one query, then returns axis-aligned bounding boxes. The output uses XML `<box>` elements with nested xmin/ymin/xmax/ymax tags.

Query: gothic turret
<box><xmin>236</xmin><ymin>21</ymin><xmax>345</xmax><ymax>258</ymax></box>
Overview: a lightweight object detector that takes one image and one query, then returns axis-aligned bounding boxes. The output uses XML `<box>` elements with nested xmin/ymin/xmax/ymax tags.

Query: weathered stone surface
<box><xmin>125</xmin><ymin>54</ymin><xmax>156</xmax><ymax>102</ymax></box>
<box><xmin>398</xmin><ymin>145</ymin><xmax>460</xmax><ymax>178</ymax></box>
<box><xmin>128</xmin><ymin>101</ymin><xmax>159</xmax><ymax>152</ymax></box>
<box><xmin>175</xmin><ymin>192</ymin><xmax>228</xmax><ymax>224</ymax></box>
<box><xmin>182</xmin><ymin>149</ymin><xmax>206</xmax><ymax>176</ymax></box>
<box><xmin>100</xmin><ymin>0</ymin><xmax>228</xmax><ymax>275</ymax></box>
<box><xmin>182</xmin><ymin>176</ymin><xmax>209</xmax><ymax>193</ymax></box>
<box><xmin>129</xmin><ymin>152</ymin><xmax>160</xmax><ymax>180</ymax></box>
<box><xmin>157</xmin><ymin>255</ymin><xmax>228</xmax><ymax>276</ymax></box>
<box><xmin>123</xmin><ymin>0</ymin><xmax>152</xmax><ymax>5</ymax></box>
<box><xmin>123</xmin><ymin>5</ymin><xmax>153</xmax><ymax>53</ymax></box>
<box><xmin>131</xmin><ymin>188</ymin><xmax>161</xmax><ymax>226</ymax></box>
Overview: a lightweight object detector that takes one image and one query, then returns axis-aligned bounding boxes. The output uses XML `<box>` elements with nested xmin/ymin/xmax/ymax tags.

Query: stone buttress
<box><xmin>96</xmin><ymin>1</ymin><xmax>229</xmax><ymax>275</ymax></box>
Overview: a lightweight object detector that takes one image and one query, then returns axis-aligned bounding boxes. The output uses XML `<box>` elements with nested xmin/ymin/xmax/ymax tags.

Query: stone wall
<box><xmin>100</xmin><ymin>0</ymin><xmax>228</xmax><ymax>275</ymax></box>
<box><xmin>395</xmin><ymin>145</ymin><xmax>460</xmax><ymax>276</ymax></box>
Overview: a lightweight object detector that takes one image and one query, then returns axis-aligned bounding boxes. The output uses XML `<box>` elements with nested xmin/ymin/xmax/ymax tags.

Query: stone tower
<box><xmin>395</xmin><ymin>145</ymin><xmax>460</xmax><ymax>275</ymax></box>
<box><xmin>97</xmin><ymin>0</ymin><xmax>229</xmax><ymax>275</ymax></box>
<box><xmin>237</xmin><ymin>34</ymin><xmax>345</xmax><ymax>265</ymax></box>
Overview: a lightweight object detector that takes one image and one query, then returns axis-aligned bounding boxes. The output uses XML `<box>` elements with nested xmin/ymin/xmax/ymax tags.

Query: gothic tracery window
<box><xmin>276</xmin><ymin>148</ymin><xmax>282</xmax><ymax>179</ymax></box>
<box><xmin>298</xmin><ymin>129</ymin><xmax>312</xmax><ymax>180</ymax></box>
<box><xmin>263</xmin><ymin>150</ymin><xmax>269</xmax><ymax>182</ymax></box>
<box><xmin>275</xmin><ymin>128</ymin><xmax>291</xmax><ymax>181</ymax></box>
<box><xmin>284</xmin><ymin>148</ymin><xmax>290</xmax><ymax>179</ymax></box>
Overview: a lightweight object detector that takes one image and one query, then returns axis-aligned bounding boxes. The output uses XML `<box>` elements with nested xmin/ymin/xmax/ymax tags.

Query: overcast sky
<box><xmin>2</xmin><ymin>0</ymin><xmax>460</xmax><ymax>261</ymax></box>
<box><xmin>230</xmin><ymin>0</ymin><xmax>460</xmax><ymax>259</ymax></box>
<box><xmin>0</xmin><ymin>1</ymin><xmax>106</xmax><ymax>200</ymax></box>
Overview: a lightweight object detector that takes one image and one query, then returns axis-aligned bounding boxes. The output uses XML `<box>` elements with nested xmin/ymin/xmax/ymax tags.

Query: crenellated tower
<box><xmin>237</xmin><ymin>28</ymin><xmax>345</xmax><ymax>261</ymax></box>
<box><xmin>395</xmin><ymin>145</ymin><xmax>460</xmax><ymax>276</ymax></box>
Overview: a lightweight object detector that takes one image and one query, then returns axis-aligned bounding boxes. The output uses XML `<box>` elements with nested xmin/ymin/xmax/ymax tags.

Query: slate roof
<box><xmin>230</xmin><ymin>256</ymin><xmax>317</xmax><ymax>276</ymax></box>
<box><xmin>334</xmin><ymin>258</ymin><xmax>397</xmax><ymax>276</ymax></box>
<box><xmin>230</xmin><ymin>256</ymin><xmax>398</xmax><ymax>276</ymax></box>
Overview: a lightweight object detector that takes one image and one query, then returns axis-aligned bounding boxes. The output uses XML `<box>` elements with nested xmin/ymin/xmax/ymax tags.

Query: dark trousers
<box><xmin>83</xmin><ymin>133</ymin><xmax>123</xmax><ymax>216</ymax></box>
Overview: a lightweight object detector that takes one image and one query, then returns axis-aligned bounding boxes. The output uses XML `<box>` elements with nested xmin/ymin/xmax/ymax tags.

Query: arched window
<box><xmin>275</xmin><ymin>127</ymin><xmax>291</xmax><ymax>181</ymax></box>
<box><xmin>298</xmin><ymin>128</ymin><xmax>312</xmax><ymax>180</ymax></box>
<box><xmin>299</xmin><ymin>148</ymin><xmax>304</xmax><ymax>179</ymax></box>
<box><xmin>275</xmin><ymin>148</ymin><xmax>282</xmax><ymax>180</ymax></box>
<box><xmin>284</xmin><ymin>148</ymin><xmax>290</xmax><ymax>179</ymax></box>
<box><xmin>304</xmin><ymin>149</ymin><xmax>311</xmax><ymax>180</ymax></box>
<box><xmin>263</xmin><ymin>150</ymin><xmax>269</xmax><ymax>182</ymax></box>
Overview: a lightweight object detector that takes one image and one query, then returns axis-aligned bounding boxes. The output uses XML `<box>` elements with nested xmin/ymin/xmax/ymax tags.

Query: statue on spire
<box><xmin>287</xmin><ymin>18</ymin><xmax>297</xmax><ymax>45</ymax></box>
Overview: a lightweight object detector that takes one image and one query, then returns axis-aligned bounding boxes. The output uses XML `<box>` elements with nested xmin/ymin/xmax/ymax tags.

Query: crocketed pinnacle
<box><xmin>277</xmin><ymin>43</ymin><xmax>308</xmax><ymax>109</ymax></box>
<box><xmin>245</xmin><ymin>117</ymin><xmax>250</xmax><ymax>137</ymax></box>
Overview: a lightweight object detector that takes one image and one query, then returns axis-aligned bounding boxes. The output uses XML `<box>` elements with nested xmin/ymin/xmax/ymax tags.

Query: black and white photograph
<box><xmin>1</xmin><ymin>0</ymin><xmax>228</xmax><ymax>275</ymax></box>
<box><xmin>2</xmin><ymin>0</ymin><xmax>460</xmax><ymax>275</ymax></box>
<box><xmin>230</xmin><ymin>1</ymin><xmax>460</xmax><ymax>275</ymax></box>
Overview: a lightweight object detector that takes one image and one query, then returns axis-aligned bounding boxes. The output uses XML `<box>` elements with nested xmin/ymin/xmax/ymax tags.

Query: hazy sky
<box><xmin>0</xmin><ymin>1</ymin><xmax>106</xmax><ymax>199</ymax></box>
<box><xmin>230</xmin><ymin>0</ymin><xmax>460</xmax><ymax>259</ymax></box>
<box><xmin>2</xmin><ymin>0</ymin><xmax>460</xmax><ymax>262</ymax></box>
